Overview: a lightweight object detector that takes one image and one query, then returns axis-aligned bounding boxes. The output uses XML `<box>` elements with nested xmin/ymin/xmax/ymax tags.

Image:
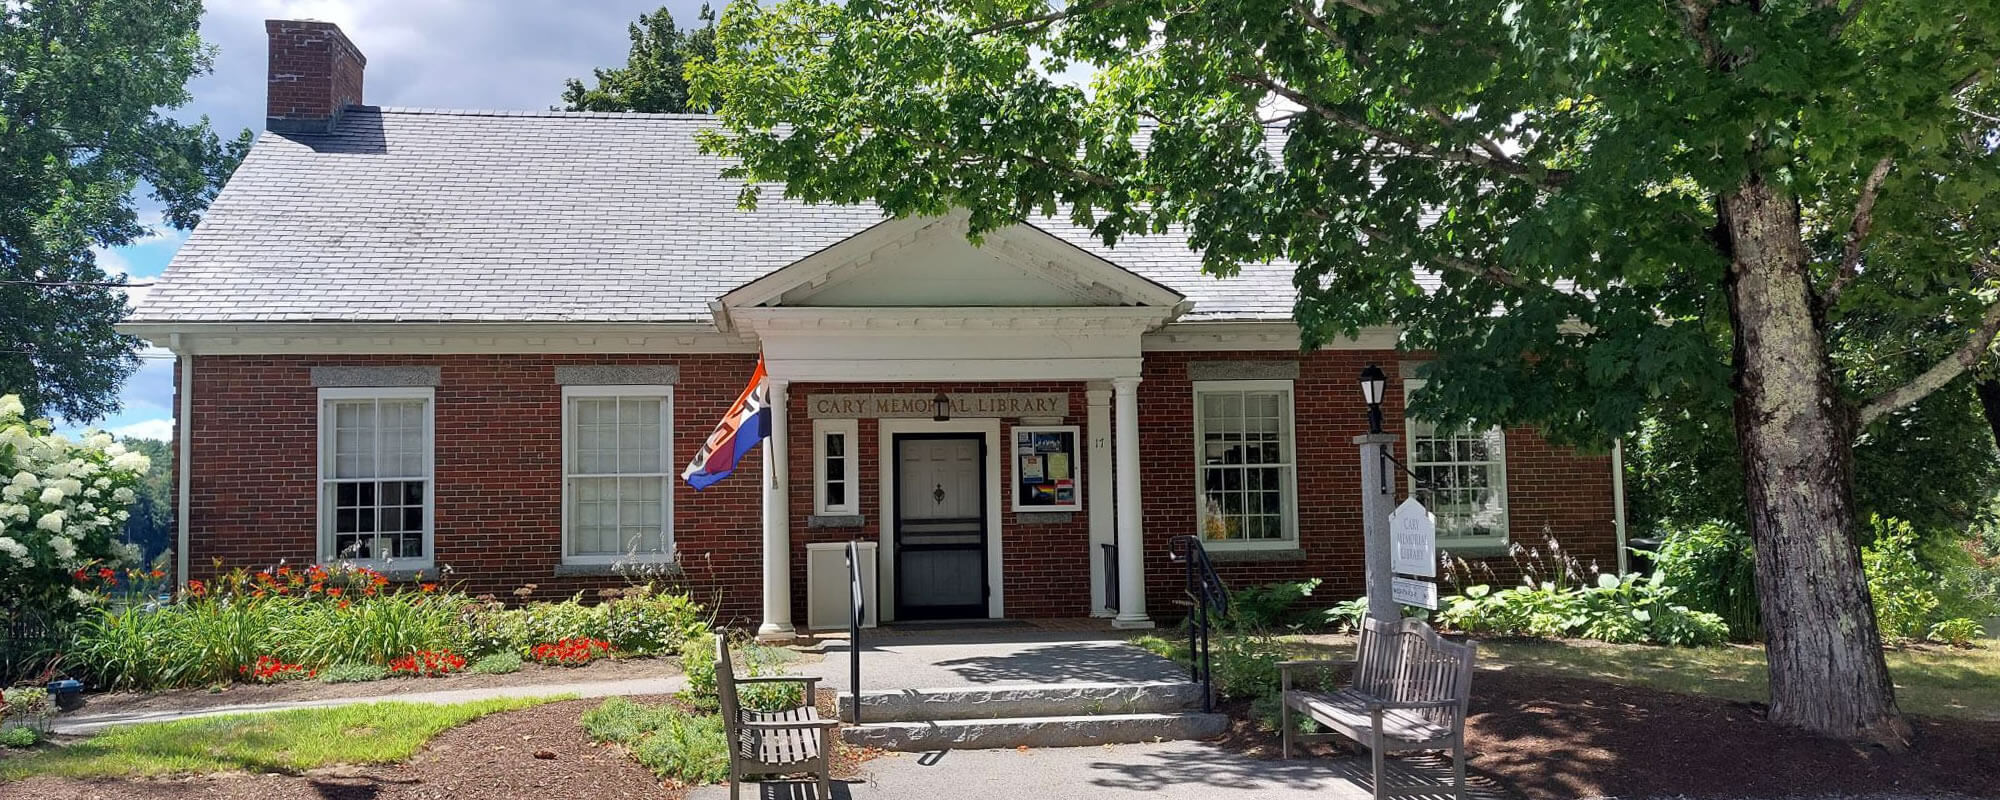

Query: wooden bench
<box><xmin>1280</xmin><ymin>617</ymin><xmax>1477</xmax><ymax>800</ymax></box>
<box><xmin>717</xmin><ymin>636</ymin><xmax>838</xmax><ymax>800</ymax></box>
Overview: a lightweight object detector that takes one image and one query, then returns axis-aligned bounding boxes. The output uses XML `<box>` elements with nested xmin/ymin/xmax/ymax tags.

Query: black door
<box><xmin>893</xmin><ymin>433</ymin><xmax>988</xmax><ymax>620</ymax></box>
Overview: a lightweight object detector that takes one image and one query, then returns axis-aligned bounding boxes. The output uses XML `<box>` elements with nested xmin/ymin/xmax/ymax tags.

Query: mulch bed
<box><xmin>1216</xmin><ymin>668</ymin><xmax>2000</xmax><ymax>799</ymax></box>
<box><xmin>4</xmin><ymin>692</ymin><xmax>877</xmax><ymax>800</ymax></box>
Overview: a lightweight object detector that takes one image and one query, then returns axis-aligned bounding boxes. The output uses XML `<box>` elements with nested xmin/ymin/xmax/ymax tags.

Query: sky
<box><xmin>72</xmin><ymin>0</ymin><xmax>712</xmax><ymax>441</ymax></box>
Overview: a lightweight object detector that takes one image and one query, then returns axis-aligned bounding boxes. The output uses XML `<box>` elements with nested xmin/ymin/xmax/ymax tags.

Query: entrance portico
<box><xmin>712</xmin><ymin>213</ymin><xmax>1187</xmax><ymax>637</ymax></box>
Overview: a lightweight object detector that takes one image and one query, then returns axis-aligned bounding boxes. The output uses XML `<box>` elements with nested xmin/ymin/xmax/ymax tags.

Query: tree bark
<box><xmin>1720</xmin><ymin>177</ymin><xmax>1909</xmax><ymax>747</ymax></box>
<box><xmin>1974</xmin><ymin>372</ymin><xmax>2000</xmax><ymax>449</ymax></box>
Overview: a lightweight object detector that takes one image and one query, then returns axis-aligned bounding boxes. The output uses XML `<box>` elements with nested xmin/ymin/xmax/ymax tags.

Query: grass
<box><xmin>1</xmin><ymin>696</ymin><xmax>568</xmax><ymax>780</ymax></box>
<box><xmin>1275</xmin><ymin>633</ymin><xmax>2000</xmax><ymax>721</ymax></box>
<box><xmin>581</xmin><ymin>696</ymin><xmax>729</xmax><ymax>785</ymax></box>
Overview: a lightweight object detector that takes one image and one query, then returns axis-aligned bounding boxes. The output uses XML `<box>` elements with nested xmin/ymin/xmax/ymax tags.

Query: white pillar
<box><xmin>758</xmin><ymin>377</ymin><xmax>795</xmax><ymax>640</ymax></box>
<box><xmin>1086</xmin><ymin>385</ymin><xmax>1114</xmax><ymax>617</ymax></box>
<box><xmin>1111</xmin><ymin>376</ymin><xmax>1152</xmax><ymax>628</ymax></box>
<box><xmin>1357</xmin><ymin>432</ymin><xmax>1399</xmax><ymax>622</ymax></box>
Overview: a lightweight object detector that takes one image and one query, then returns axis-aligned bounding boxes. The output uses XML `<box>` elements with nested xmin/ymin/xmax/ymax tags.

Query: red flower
<box><xmin>327</xmin><ymin>588</ymin><xmax>342</xmax><ymax>598</ymax></box>
<box><xmin>388</xmin><ymin>649</ymin><xmax>467</xmax><ymax>677</ymax></box>
<box><xmin>72</xmin><ymin>569</ymin><xmax>88</xmax><ymax>582</ymax></box>
<box><xmin>241</xmin><ymin>655</ymin><xmax>311</xmax><ymax>683</ymax></box>
<box><xmin>530</xmin><ymin>637</ymin><xmax>615</xmax><ymax>667</ymax></box>
<box><xmin>188</xmin><ymin>579</ymin><xmax>207</xmax><ymax>597</ymax></box>
<box><xmin>420</xmin><ymin>583</ymin><xmax>438</xmax><ymax>593</ymax></box>
<box><xmin>338</xmin><ymin>598</ymin><xmax>350</xmax><ymax>609</ymax></box>
<box><xmin>98</xmin><ymin>567</ymin><xmax>116</xmax><ymax>580</ymax></box>
<box><xmin>149</xmin><ymin>569</ymin><xmax>166</xmax><ymax>579</ymax></box>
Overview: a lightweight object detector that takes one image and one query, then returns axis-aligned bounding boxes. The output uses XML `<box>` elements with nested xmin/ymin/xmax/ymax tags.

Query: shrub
<box><xmin>1864</xmin><ymin>517</ymin><xmax>1943</xmax><ymax>641</ymax></box>
<box><xmin>1651</xmin><ymin>522</ymin><xmax>1761</xmax><ymax>640</ymax></box>
<box><xmin>531</xmin><ymin>637</ymin><xmax>614</xmax><ymax>667</ymax></box>
<box><xmin>470</xmin><ymin>652</ymin><xmax>522</xmax><ymax>675</ymax></box>
<box><xmin>1207</xmin><ymin>632</ymin><xmax>1294</xmax><ymax>701</ymax></box>
<box><xmin>1927</xmin><ymin>618</ymin><xmax>1986</xmax><ymax>648</ymax></box>
<box><xmin>1</xmin><ymin>687</ymin><xmax>55</xmax><ymax>735</ymax></box>
<box><xmin>388</xmin><ymin>650</ymin><xmax>467</xmax><ymax>677</ymax></box>
<box><xmin>0</xmin><ymin>394</ymin><xmax>153</xmax><ymax>617</ymax></box>
<box><xmin>1437</xmin><ymin>572</ymin><xmax>1727</xmax><ymax>647</ymax></box>
<box><xmin>319</xmin><ymin>663</ymin><xmax>390</xmax><ymax>683</ymax></box>
<box><xmin>598</xmin><ymin>586</ymin><xmax>710</xmax><ymax>655</ymax></box>
<box><xmin>582</xmin><ymin>697</ymin><xmax>729</xmax><ymax>785</ymax></box>
<box><xmin>677</xmin><ymin>631</ymin><xmax>718</xmax><ymax>709</ymax></box>
<box><xmin>1227</xmin><ymin>578</ymin><xmax>1323</xmax><ymax>631</ymax></box>
<box><xmin>0</xmin><ymin>725</ymin><xmax>36</xmax><ymax>748</ymax></box>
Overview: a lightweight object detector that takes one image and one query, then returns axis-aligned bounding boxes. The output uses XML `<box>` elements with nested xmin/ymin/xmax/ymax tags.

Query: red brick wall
<box><xmin>185</xmin><ymin>354</ymin><xmax>769</xmax><ymax>624</ymax></box>
<box><xmin>182</xmin><ymin>350</ymin><xmax>1619</xmax><ymax>627</ymax></box>
<box><xmin>1134</xmin><ymin>352</ymin><xmax>1619</xmax><ymax>619</ymax></box>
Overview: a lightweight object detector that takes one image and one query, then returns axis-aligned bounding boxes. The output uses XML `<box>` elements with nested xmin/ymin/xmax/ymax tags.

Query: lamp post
<box><xmin>1359</xmin><ymin>363</ymin><xmax>1386</xmax><ymax>435</ymax></box>
<box><xmin>1355</xmin><ymin>364</ymin><xmax>1398</xmax><ymax>622</ymax></box>
<box><xmin>931</xmin><ymin>391</ymin><xmax>951</xmax><ymax>422</ymax></box>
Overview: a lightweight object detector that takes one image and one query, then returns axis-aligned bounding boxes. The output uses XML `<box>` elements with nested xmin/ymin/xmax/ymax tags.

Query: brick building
<box><xmin>122</xmin><ymin>21</ymin><xmax>1628</xmax><ymax>634</ymax></box>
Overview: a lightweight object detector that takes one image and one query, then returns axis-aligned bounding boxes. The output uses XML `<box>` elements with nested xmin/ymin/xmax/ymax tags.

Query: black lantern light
<box><xmin>932</xmin><ymin>391</ymin><xmax>952</xmax><ymax>422</ymax></box>
<box><xmin>1359</xmin><ymin>364</ymin><xmax>1387</xmax><ymax>434</ymax></box>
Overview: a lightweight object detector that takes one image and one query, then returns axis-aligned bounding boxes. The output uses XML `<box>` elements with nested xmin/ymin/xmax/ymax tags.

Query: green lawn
<box><xmin>1282</xmin><ymin>634</ymin><xmax>2000</xmax><ymax>720</ymax></box>
<box><xmin>2</xmin><ymin>696</ymin><xmax>567</xmax><ymax>780</ymax></box>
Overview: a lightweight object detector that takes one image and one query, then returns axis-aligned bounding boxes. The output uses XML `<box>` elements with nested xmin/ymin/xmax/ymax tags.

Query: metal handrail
<box><xmin>1167</xmin><ymin>535</ymin><xmax>1229</xmax><ymax>713</ymax></box>
<box><xmin>844</xmin><ymin>540</ymin><xmax>864</xmax><ymax>725</ymax></box>
<box><xmin>1100</xmin><ymin>542</ymin><xmax>1119</xmax><ymax>612</ymax></box>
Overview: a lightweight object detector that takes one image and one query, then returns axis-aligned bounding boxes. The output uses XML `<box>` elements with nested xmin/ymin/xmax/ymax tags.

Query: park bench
<box><xmin>717</xmin><ymin>636</ymin><xmax>838</xmax><ymax>800</ymax></box>
<box><xmin>1280</xmin><ymin>616</ymin><xmax>1478</xmax><ymax>800</ymax></box>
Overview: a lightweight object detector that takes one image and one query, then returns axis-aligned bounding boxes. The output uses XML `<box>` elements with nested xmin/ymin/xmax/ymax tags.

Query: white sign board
<box><xmin>1389</xmin><ymin>496</ymin><xmax>1437</xmax><ymax>578</ymax></box>
<box><xmin>1392</xmin><ymin>577</ymin><xmax>1439</xmax><ymax>610</ymax></box>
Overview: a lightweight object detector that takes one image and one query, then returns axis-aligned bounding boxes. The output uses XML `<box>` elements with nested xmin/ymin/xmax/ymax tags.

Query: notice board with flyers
<box><xmin>1012</xmin><ymin>425</ymin><xmax>1081</xmax><ymax>512</ymax></box>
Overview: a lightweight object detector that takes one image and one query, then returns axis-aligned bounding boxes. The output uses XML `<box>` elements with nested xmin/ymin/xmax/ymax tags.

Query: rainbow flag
<box><xmin>682</xmin><ymin>358</ymin><xmax>770</xmax><ymax>490</ymax></box>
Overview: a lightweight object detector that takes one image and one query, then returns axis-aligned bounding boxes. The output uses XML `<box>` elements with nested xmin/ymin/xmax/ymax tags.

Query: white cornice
<box><xmin>1142</xmin><ymin>322</ymin><xmax>1401</xmax><ymax>351</ymax></box>
<box><xmin>117</xmin><ymin>321</ymin><xmax>753</xmax><ymax>355</ymax></box>
<box><xmin>729</xmin><ymin>305</ymin><xmax>1172</xmax><ymax>335</ymax></box>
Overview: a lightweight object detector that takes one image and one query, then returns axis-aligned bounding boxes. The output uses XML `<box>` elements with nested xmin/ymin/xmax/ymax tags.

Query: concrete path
<box><xmin>797</xmin><ymin>629</ymin><xmax>1187</xmax><ymax>691</ymax></box>
<box><xmin>50</xmin><ymin>675</ymin><xmax>685</xmax><ymax>735</ymax></box>
<box><xmin>690</xmin><ymin>740</ymin><xmax>1497</xmax><ymax>800</ymax></box>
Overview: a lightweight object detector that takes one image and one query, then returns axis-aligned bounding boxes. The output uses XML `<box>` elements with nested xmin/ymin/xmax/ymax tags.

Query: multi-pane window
<box><xmin>1405</xmin><ymin>379</ymin><xmax>1509</xmax><ymax>546</ymax></box>
<box><xmin>1194</xmin><ymin>380</ymin><xmax>1297</xmax><ymax>547</ymax></box>
<box><xmin>563</xmin><ymin>386</ymin><xmax>672</xmax><ymax>563</ymax></box>
<box><xmin>814</xmin><ymin>419</ymin><xmax>858</xmax><ymax>515</ymax></box>
<box><xmin>319</xmin><ymin>388</ymin><xmax>433</xmax><ymax>564</ymax></box>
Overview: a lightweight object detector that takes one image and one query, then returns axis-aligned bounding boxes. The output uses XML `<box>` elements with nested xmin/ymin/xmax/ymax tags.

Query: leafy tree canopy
<box><xmin>689</xmin><ymin>0</ymin><xmax>1999</xmax><ymax>444</ymax></box>
<box><xmin>562</xmin><ymin>5</ymin><xmax>718</xmax><ymax>113</ymax></box>
<box><xmin>0</xmin><ymin>0</ymin><xmax>249</xmax><ymax>421</ymax></box>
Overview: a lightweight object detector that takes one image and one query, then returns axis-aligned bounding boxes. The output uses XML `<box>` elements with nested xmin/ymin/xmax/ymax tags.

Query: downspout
<box><xmin>1611</xmin><ymin>438</ymin><xmax>1629</xmax><ymax>574</ymax></box>
<box><xmin>174</xmin><ymin>334</ymin><xmax>192</xmax><ymax>588</ymax></box>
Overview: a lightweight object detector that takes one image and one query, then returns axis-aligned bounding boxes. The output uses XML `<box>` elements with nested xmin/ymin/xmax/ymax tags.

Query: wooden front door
<box><xmin>893</xmin><ymin>433</ymin><xmax>988</xmax><ymax>619</ymax></box>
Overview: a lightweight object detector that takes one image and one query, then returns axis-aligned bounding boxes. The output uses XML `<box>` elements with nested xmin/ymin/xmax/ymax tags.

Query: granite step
<box><xmin>838</xmin><ymin>711</ymin><xmax>1230</xmax><ymax>751</ymax></box>
<box><xmin>836</xmin><ymin>681</ymin><xmax>1203</xmax><ymax>723</ymax></box>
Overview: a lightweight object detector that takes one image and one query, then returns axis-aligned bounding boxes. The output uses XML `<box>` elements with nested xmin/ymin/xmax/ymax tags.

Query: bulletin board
<box><xmin>1012</xmin><ymin>425</ymin><xmax>1082</xmax><ymax>512</ymax></box>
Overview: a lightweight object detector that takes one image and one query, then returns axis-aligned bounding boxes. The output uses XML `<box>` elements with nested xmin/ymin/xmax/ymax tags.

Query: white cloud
<box><xmin>92</xmin><ymin>246</ymin><xmax>135</xmax><ymax>277</ymax></box>
<box><xmin>109</xmin><ymin>417</ymin><xmax>176</xmax><ymax>442</ymax></box>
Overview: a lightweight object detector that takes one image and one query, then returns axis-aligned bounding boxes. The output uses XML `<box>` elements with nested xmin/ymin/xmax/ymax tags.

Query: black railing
<box><xmin>1100</xmin><ymin>542</ymin><xmax>1119</xmax><ymax>612</ymax></box>
<box><xmin>1167</xmin><ymin>535</ymin><xmax>1229</xmax><ymax>713</ymax></box>
<box><xmin>844</xmin><ymin>540</ymin><xmax>865</xmax><ymax>725</ymax></box>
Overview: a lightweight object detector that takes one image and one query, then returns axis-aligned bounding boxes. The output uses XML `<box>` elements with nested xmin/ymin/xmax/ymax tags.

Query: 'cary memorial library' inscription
<box><xmin>806</xmin><ymin>392</ymin><xmax>1070</xmax><ymax>419</ymax></box>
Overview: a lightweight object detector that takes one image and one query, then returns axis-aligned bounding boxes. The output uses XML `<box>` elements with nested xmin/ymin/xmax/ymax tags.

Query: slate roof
<box><xmin>132</xmin><ymin>107</ymin><xmax>1302</xmax><ymax>325</ymax></box>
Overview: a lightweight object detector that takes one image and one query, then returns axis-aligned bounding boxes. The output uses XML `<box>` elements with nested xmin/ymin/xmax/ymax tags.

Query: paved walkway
<box><xmin>690</xmin><ymin>740</ymin><xmax>1499</xmax><ymax>800</ymax></box>
<box><xmin>794</xmin><ymin>627</ymin><xmax>1187</xmax><ymax>691</ymax></box>
<box><xmin>50</xmin><ymin>675</ymin><xmax>685</xmax><ymax>735</ymax></box>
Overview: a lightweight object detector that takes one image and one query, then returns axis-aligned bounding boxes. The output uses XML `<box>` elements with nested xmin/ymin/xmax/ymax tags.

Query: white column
<box><xmin>758</xmin><ymin>377</ymin><xmax>795</xmax><ymax>640</ymax></box>
<box><xmin>1086</xmin><ymin>385</ymin><xmax>1114</xmax><ymax>617</ymax></box>
<box><xmin>1111</xmin><ymin>376</ymin><xmax>1152</xmax><ymax>628</ymax></box>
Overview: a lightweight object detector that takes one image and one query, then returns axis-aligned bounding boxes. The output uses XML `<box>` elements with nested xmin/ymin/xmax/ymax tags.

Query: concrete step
<box><xmin>837</xmin><ymin>681</ymin><xmax>1203</xmax><ymax>723</ymax></box>
<box><xmin>839</xmin><ymin>711</ymin><xmax>1230</xmax><ymax>751</ymax></box>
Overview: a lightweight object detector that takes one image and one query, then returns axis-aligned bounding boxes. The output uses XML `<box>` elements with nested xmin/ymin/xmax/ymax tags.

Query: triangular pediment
<box><xmin>717</xmin><ymin>213</ymin><xmax>1187</xmax><ymax>312</ymax></box>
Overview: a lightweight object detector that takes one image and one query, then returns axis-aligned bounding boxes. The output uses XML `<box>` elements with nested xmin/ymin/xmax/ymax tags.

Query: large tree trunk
<box><xmin>1720</xmin><ymin>178</ymin><xmax>1909</xmax><ymax>747</ymax></box>
<box><xmin>1974</xmin><ymin>371</ymin><xmax>2000</xmax><ymax>449</ymax></box>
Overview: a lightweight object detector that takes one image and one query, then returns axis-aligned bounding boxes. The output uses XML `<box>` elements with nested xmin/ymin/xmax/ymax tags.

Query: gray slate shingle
<box><xmin>133</xmin><ymin>107</ymin><xmax>1301</xmax><ymax>324</ymax></box>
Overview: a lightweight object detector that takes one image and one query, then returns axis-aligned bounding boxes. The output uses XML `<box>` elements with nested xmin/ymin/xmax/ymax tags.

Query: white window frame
<box><xmin>560</xmin><ymin>385</ymin><xmax>675</xmax><ymax>565</ymax></box>
<box><xmin>1191</xmin><ymin>379</ymin><xmax>1301</xmax><ymax>551</ymax></box>
<box><xmin>1403</xmin><ymin>378</ymin><xmax>1510</xmax><ymax>551</ymax></box>
<box><xmin>316</xmin><ymin>386</ymin><xmax>436</xmax><ymax>570</ymax></box>
<box><xmin>813</xmin><ymin>418</ymin><xmax>860</xmax><ymax>515</ymax></box>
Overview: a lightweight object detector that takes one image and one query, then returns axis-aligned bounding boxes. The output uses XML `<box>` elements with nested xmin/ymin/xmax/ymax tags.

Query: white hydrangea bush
<box><xmin>0</xmin><ymin>394</ymin><xmax>150</xmax><ymax>611</ymax></box>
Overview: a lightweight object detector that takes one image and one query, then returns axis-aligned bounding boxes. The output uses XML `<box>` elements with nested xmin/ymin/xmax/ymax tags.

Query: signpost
<box><xmin>1387</xmin><ymin>496</ymin><xmax>1439</xmax><ymax>610</ymax></box>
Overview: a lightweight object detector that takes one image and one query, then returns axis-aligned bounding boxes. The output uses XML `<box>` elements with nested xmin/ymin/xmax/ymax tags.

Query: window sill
<box><xmin>554</xmin><ymin>560</ymin><xmax>683</xmax><ymax>578</ymax></box>
<box><xmin>808</xmin><ymin>514</ymin><xmax>866</xmax><ymax>529</ymax></box>
<box><xmin>1438</xmin><ymin>541</ymin><xmax>1511</xmax><ymax>557</ymax></box>
<box><xmin>319</xmin><ymin>561</ymin><xmax>435</xmax><ymax>582</ymax></box>
<box><xmin>1205</xmin><ymin>547</ymin><xmax>1307</xmax><ymax>564</ymax></box>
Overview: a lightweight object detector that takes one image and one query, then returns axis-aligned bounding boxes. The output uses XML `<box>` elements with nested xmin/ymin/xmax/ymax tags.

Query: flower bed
<box><xmin>240</xmin><ymin>655</ymin><xmax>315</xmax><ymax>683</ymax></box>
<box><xmin>531</xmin><ymin>637</ymin><xmax>614</xmax><ymax>667</ymax></box>
<box><xmin>388</xmin><ymin>650</ymin><xmax>467</xmax><ymax>677</ymax></box>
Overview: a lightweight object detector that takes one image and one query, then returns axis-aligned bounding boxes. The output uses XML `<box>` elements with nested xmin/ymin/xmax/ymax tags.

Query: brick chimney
<box><xmin>265</xmin><ymin>19</ymin><xmax>366</xmax><ymax>134</ymax></box>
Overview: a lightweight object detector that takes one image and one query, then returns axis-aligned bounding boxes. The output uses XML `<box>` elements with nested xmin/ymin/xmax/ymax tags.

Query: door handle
<box><xmin>933</xmin><ymin>483</ymin><xmax>946</xmax><ymax>505</ymax></box>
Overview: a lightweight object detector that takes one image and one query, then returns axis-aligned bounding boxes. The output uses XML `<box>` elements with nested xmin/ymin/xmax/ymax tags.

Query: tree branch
<box><xmin>1829</xmin><ymin>0</ymin><xmax>1868</xmax><ymax>40</ymax></box>
<box><xmin>1857</xmin><ymin>291</ymin><xmax>2000</xmax><ymax>427</ymax></box>
<box><xmin>1226</xmin><ymin>73</ymin><xmax>1572</xmax><ymax>190</ymax></box>
<box><xmin>967</xmin><ymin>0</ymin><xmax>1123</xmax><ymax>36</ymax></box>
<box><xmin>1826</xmin><ymin>155</ymin><xmax>1892</xmax><ymax>307</ymax></box>
<box><xmin>1352</xmin><ymin>223</ymin><xmax>1586</xmax><ymax>300</ymax></box>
